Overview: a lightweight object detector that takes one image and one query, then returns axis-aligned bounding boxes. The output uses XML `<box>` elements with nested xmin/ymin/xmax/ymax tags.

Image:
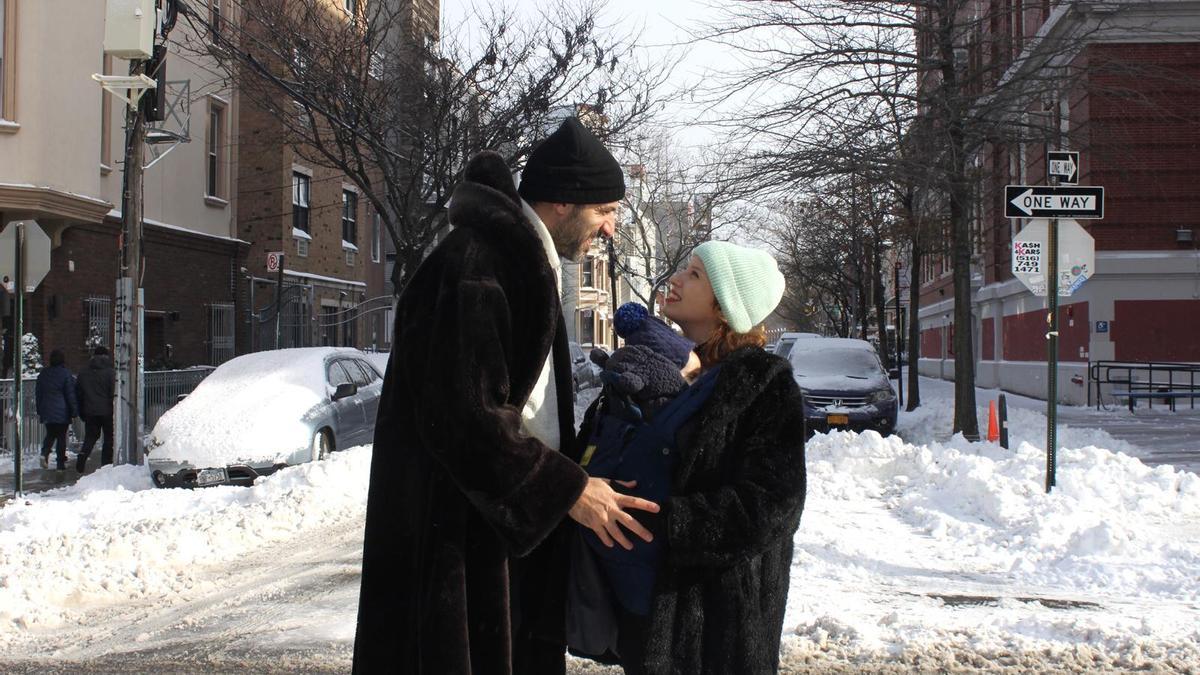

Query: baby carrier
<box><xmin>566</xmin><ymin>365</ymin><xmax>721</xmax><ymax>660</ymax></box>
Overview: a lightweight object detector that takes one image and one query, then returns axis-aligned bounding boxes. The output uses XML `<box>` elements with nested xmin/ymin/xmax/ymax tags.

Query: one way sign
<box><xmin>1047</xmin><ymin>150</ymin><xmax>1079</xmax><ymax>184</ymax></box>
<box><xmin>1005</xmin><ymin>185</ymin><xmax>1104</xmax><ymax>219</ymax></box>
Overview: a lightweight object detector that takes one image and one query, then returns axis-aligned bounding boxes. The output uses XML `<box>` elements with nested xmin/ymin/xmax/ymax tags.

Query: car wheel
<box><xmin>312</xmin><ymin>429</ymin><xmax>334</xmax><ymax>462</ymax></box>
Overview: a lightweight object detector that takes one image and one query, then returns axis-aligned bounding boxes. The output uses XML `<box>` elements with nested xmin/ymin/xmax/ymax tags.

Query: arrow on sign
<box><xmin>1005</xmin><ymin>185</ymin><xmax>1104</xmax><ymax>219</ymax></box>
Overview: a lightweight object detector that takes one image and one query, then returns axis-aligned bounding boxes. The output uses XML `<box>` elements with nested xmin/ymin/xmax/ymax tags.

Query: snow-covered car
<box><xmin>788</xmin><ymin>337</ymin><xmax>898</xmax><ymax>436</ymax></box>
<box><xmin>570</xmin><ymin>341</ymin><xmax>603</xmax><ymax>391</ymax></box>
<box><xmin>146</xmin><ymin>347</ymin><xmax>384</xmax><ymax>488</ymax></box>
<box><xmin>772</xmin><ymin>332</ymin><xmax>822</xmax><ymax>359</ymax></box>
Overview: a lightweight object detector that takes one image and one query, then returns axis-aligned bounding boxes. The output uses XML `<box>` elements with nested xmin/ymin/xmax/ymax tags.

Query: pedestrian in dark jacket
<box><xmin>35</xmin><ymin>348</ymin><xmax>78</xmax><ymax>471</ymax></box>
<box><xmin>353</xmin><ymin>118</ymin><xmax>659</xmax><ymax>674</ymax></box>
<box><xmin>74</xmin><ymin>346</ymin><xmax>115</xmax><ymax>472</ymax></box>
<box><xmin>579</xmin><ymin>240</ymin><xmax>806</xmax><ymax>675</ymax></box>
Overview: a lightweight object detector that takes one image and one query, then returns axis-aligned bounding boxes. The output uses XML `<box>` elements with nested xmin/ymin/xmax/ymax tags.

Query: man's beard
<box><xmin>552</xmin><ymin>207</ymin><xmax>595</xmax><ymax>262</ymax></box>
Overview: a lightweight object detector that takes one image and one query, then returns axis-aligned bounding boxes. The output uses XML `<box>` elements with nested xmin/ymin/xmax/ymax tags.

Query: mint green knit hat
<box><xmin>693</xmin><ymin>241</ymin><xmax>786</xmax><ymax>333</ymax></box>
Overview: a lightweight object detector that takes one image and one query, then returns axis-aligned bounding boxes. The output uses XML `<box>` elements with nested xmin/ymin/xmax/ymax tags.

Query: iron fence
<box><xmin>0</xmin><ymin>367</ymin><xmax>214</xmax><ymax>458</ymax></box>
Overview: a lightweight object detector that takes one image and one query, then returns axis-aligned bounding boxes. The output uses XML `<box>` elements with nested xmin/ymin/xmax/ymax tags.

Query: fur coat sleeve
<box><xmin>665</xmin><ymin>367</ymin><xmax>807</xmax><ymax>568</ymax></box>
<box><xmin>408</xmin><ymin>247</ymin><xmax>587</xmax><ymax>558</ymax></box>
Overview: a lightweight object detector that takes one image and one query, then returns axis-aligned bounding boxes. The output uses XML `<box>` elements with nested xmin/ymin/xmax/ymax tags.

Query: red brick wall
<box><xmin>982</xmin><ymin>317</ymin><xmax>995</xmax><ymax>360</ymax></box>
<box><xmin>1003</xmin><ymin>301</ymin><xmax>1089</xmax><ymax>362</ymax></box>
<box><xmin>921</xmin><ymin>326</ymin><xmax>944</xmax><ymax>359</ymax></box>
<box><xmin>1087</xmin><ymin>43</ymin><xmax>1200</xmax><ymax>251</ymax></box>
<box><xmin>1113</xmin><ymin>299</ymin><xmax>1200</xmax><ymax>361</ymax></box>
<box><xmin>24</xmin><ymin>221</ymin><xmax>245</xmax><ymax>372</ymax></box>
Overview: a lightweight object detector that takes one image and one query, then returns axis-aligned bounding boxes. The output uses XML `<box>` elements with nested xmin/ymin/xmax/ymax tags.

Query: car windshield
<box><xmin>791</xmin><ymin>348</ymin><xmax>883</xmax><ymax>379</ymax></box>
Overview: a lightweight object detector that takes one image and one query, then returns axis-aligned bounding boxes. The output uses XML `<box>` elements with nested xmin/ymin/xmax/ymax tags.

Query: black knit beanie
<box><xmin>518</xmin><ymin>117</ymin><xmax>626</xmax><ymax>204</ymax></box>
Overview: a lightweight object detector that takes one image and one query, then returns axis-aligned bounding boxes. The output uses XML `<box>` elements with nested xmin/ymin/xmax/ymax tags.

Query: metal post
<box><xmin>1046</xmin><ymin>210</ymin><xmax>1059</xmax><ymax>493</ymax></box>
<box><xmin>894</xmin><ymin>262</ymin><xmax>904</xmax><ymax>408</ymax></box>
<box><xmin>274</xmin><ymin>255</ymin><xmax>284</xmax><ymax>349</ymax></box>
<box><xmin>11</xmin><ymin>222</ymin><xmax>24</xmax><ymax>496</ymax></box>
<box><xmin>249</xmin><ymin>278</ymin><xmax>256</xmax><ymax>353</ymax></box>
<box><xmin>998</xmin><ymin>393</ymin><xmax>1009</xmax><ymax>449</ymax></box>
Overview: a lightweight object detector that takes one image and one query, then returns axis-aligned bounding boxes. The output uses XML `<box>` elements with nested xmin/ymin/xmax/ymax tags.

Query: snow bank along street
<box><xmin>1</xmin><ymin>386</ymin><xmax>1198</xmax><ymax>672</ymax></box>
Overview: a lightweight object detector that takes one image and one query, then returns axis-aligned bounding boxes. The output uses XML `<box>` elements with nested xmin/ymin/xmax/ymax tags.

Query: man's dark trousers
<box><xmin>41</xmin><ymin>423</ymin><xmax>69</xmax><ymax>470</ymax></box>
<box><xmin>78</xmin><ymin>414</ymin><xmax>114</xmax><ymax>468</ymax></box>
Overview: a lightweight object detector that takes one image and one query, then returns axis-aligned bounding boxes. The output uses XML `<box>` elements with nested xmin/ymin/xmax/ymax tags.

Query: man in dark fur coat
<box><xmin>354</xmin><ymin>118</ymin><xmax>660</xmax><ymax>674</ymax></box>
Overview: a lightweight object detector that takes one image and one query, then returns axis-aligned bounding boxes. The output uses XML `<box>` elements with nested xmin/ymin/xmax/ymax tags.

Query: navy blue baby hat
<box><xmin>614</xmin><ymin>302</ymin><xmax>695</xmax><ymax>368</ymax></box>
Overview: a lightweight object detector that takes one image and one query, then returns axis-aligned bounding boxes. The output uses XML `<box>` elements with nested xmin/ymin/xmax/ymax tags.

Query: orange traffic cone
<box><xmin>987</xmin><ymin>400</ymin><xmax>1000</xmax><ymax>443</ymax></box>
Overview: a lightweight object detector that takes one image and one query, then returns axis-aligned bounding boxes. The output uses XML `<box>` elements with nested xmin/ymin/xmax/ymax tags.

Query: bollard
<box><xmin>998</xmin><ymin>394</ymin><xmax>1009</xmax><ymax>449</ymax></box>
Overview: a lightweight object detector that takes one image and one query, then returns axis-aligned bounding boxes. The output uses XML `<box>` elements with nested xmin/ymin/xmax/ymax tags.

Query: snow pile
<box><xmin>785</xmin><ymin>393</ymin><xmax>1200</xmax><ymax>666</ymax></box>
<box><xmin>151</xmin><ymin>348</ymin><xmax>353</xmax><ymax>466</ymax></box>
<box><xmin>0</xmin><ymin>447</ymin><xmax>370</xmax><ymax>638</ymax></box>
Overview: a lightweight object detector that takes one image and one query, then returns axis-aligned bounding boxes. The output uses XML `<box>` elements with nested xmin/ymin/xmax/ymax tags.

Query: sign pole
<box><xmin>11</xmin><ymin>223</ymin><xmax>23</xmax><ymax>496</ymax></box>
<box><xmin>274</xmin><ymin>254</ymin><xmax>285</xmax><ymax>349</ymax></box>
<box><xmin>1046</xmin><ymin>198</ymin><xmax>1059</xmax><ymax>493</ymax></box>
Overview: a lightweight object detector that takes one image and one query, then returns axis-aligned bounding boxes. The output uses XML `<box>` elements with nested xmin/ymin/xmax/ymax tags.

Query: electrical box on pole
<box><xmin>104</xmin><ymin>0</ymin><xmax>158</xmax><ymax>60</ymax></box>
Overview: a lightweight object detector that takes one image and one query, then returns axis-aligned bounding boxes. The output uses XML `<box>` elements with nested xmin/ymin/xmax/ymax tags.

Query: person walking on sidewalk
<box><xmin>74</xmin><ymin>346</ymin><xmax>115</xmax><ymax>472</ymax></box>
<box><xmin>35</xmin><ymin>349</ymin><xmax>78</xmax><ymax>471</ymax></box>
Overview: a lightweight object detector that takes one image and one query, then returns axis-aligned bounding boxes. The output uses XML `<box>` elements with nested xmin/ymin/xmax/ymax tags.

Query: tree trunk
<box><xmin>872</xmin><ymin>245</ymin><xmax>891</xmax><ymax>368</ymax></box>
<box><xmin>950</xmin><ymin>172</ymin><xmax>979</xmax><ymax>439</ymax></box>
<box><xmin>906</xmin><ymin>238</ymin><xmax>922</xmax><ymax>411</ymax></box>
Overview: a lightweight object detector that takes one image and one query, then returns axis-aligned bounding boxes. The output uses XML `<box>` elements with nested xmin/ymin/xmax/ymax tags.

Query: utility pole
<box><xmin>99</xmin><ymin>0</ymin><xmax>177</xmax><ymax>465</ymax></box>
<box><xmin>114</xmin><ymin>56</ymin><xmax>148</xmax><ymax>467</ymax></box>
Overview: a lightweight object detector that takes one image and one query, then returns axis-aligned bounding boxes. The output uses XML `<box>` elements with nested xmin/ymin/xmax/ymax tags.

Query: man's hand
<box><xmin>568</xmin><ymin>477</ymin><xmax>660</xmax><ymax>550</ymax></box>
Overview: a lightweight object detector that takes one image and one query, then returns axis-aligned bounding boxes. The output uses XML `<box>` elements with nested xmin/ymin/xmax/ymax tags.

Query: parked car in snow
<box><xmin>146</xmin><ymin>347</ymin><xmax>384</xmax><ymax>488</ymax></box>
<box><xmin>772</xmin><ymin>332</ymin><xmax>822</xmax><ymax>359</ymax></box>
<box><xmin>788</xmin><ymin>337</ymin><xmax>898</xmax><ymax>436</ymax></box>
<box><xmin>570</xmin><ymin>341</ymin><xmax>603</xmax><ymax>391</ymax></box>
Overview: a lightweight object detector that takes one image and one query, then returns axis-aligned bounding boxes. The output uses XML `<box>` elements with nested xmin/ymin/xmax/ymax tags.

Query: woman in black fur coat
<box><xmin>587</xmin><ymin>240</ymin><xmax>807</xmax><ymax>674</ymax></box>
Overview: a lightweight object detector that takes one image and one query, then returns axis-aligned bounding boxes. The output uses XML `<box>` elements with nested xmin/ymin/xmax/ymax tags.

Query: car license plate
<box><xmin>827</xmin><ymin>414</ymin><xmax>850</xmax><ymax>426</ymax></box>
<box><xmin>196</xmin><ymin>468</ymin><xmax>227</xmax><ymax>486</ymax></box>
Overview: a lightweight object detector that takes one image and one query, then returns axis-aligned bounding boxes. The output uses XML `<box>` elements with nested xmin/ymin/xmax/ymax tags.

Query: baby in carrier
<box><xmin>569</xmin><ymin>303</ymin><xmax>719</xmax><ymax>659</ymax></box>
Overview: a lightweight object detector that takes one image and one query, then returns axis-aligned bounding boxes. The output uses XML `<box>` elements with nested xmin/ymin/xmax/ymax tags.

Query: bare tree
<box><xmin>615</xmin><ymin>134</ymin><xmax>752</xmax><ymax>310</ymax></box>
<box><xmin>177</xmin><ymin>0</ymin><xmax>671</xmax><ymax>290</ymax></box>
<box><xmin>693</xmin><ymin>0</ymin><xmax>1141</xmax><ymax>438</ymax></box>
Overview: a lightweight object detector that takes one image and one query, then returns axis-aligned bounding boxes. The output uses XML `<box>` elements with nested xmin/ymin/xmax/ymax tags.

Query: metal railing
<box><xmin>1087</xmin><ymin>360</ymin><xmax>1200</xmax><ymax>410</ymax></box>
<box><xmin>0</xmin><ymin>367</ymin><xmax>214</xmax><ymax>458</ymax></box>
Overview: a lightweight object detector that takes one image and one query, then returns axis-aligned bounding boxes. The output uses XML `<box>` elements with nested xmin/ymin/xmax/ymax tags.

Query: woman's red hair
<box><xmin>696</xmin><ymin>306</ymin><xmax>767</xmax><ymax>368</ymax></box>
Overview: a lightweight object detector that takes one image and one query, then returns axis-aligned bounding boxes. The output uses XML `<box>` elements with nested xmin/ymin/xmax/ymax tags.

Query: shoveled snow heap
<box><xmin>0</xmin><ymin>386</ymin><xmax>1197</xmax><ymax>669</ymax></box>
<box><xmin>150</xmin><ymin>347</ymin><xmax>355</xmax><ymax>467</ymax></box>
<box><xmin>786</xmin><ymin>398</ymin><xmax>1200</xmax><ymax>666</ymax></box>
<box><xmin>0</xmin><ymin>447</ymin><xmax>371</xmax><ymax>640</ymax></box>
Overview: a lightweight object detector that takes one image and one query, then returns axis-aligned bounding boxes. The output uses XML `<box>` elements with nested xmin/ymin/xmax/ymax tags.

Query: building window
<box><xmin>579</xmin><ymin>309</ymin><xmax>595</xmax><ymax>346</ymax></box>
<box><xmin>581</xmin><ymin>257</ymin><xmax>594</xmax><ymax>287</ymax></box>
<box><xmin>210</xmin><ymin>0</ymin><xmax>224</xmax><ymax>38</ymax></box>
<box><xmin>206</xmin><ymin>100</ymin><xmax>226</xmax><ymax>199</ymax></box>
<box><xmin>342</xmin><ymin>189</ymin><xmax>358</xmax><ymax>244</ymax></box>
<box><xmin>0</xmin><ymin>0</ymin><xmax>14</xmax><ymax>122</ymax></box>
<box><xmin>346</xmin><ymin>249</ymin><xmax>356</xmax><ymax>267</ymax></box>
<box><xmin>83</xmin><ymin>296</ymin><xmax>113</xmax><ymax>351</ymax></box>
<box><xmin>297</xmin><ymin>238</ymin><xmax>309</xmax><ymax>257</ymax></box>
<box><xmin>292</xmin><ymin>171</ymin><xmax>310</xmax><ymax>233</ymax></box>
<box><xmin>371</xmin><ymin>213</ymin><xmax>381</xmax><ymax>262</ymax></box>
<box><xmin>207</xmin><ymin>302</ymin><xmax>235</xmax><ymax>365</ymax></box>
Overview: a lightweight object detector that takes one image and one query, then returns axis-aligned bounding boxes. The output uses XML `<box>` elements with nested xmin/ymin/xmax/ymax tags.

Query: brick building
<box><xmin>916</xmin><ymin>2</ymin><xmax>1200</xmax><ymax>404</ymax></box>
<box><xmin>237</xmin><ymin>0</ymin><xmax>438</xmax><ymax>353</ymax></box>
<box><xmin>0</xmin><ymin>0</ymin><xmax>247</xmax><ymax>374</ymax></box>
